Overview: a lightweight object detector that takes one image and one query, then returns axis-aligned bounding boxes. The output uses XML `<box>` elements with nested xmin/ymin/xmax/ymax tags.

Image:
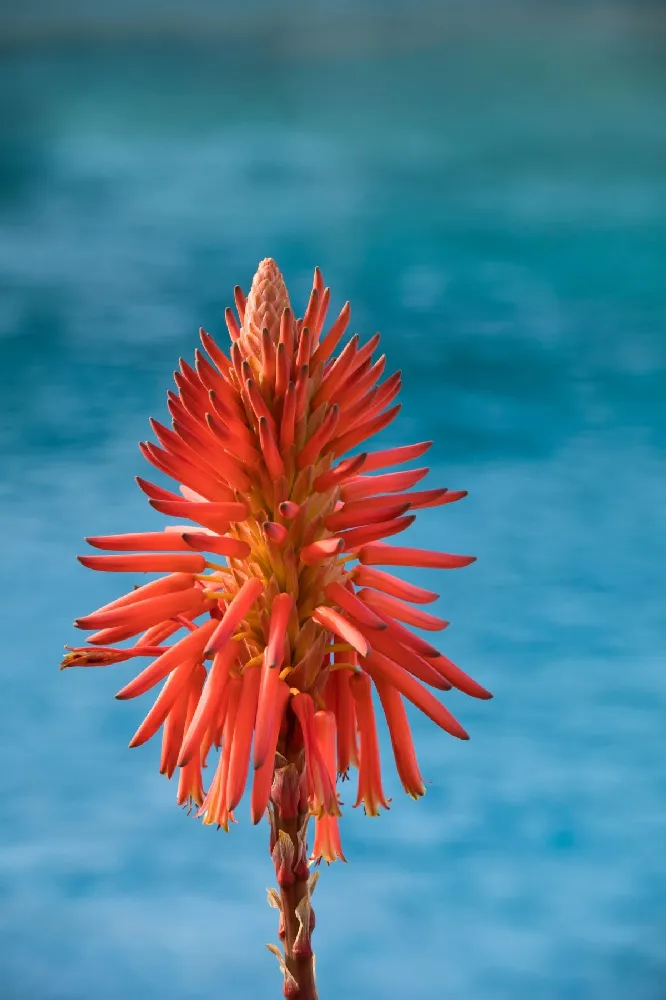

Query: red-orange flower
<box><xmin>63</xmin><ymin>258</ymin><xmax>490</xmax><ymax>849</ymax></box>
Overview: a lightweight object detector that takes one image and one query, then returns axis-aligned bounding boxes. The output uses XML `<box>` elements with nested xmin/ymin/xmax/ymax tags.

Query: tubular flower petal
<box><xmin>349</xmin><ymin>672</ymin><xmax>390</xmax><ymax>816</ymax></box>
<box><xmin>61</xmin><ymin>258</ymin><xmax>484</xmax><ymax>858</ymax></box>
<box><xmin>311</xmin><ymin>711</ymin><xmax>346</xmax><ymax>863</ymax></box>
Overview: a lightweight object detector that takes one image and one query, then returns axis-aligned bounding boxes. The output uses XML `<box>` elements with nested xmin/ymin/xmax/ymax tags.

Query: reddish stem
<box><xmin>269</xmin><ymin>725</ymin><xmax>318</xmax><ymax>999</ymax></box>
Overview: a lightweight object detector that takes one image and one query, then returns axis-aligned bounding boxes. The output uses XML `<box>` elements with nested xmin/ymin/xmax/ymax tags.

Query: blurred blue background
<box><xmin>2</xmin><ymin>2</ymin><xmax>666</xmax><ymax>998</ymax></box>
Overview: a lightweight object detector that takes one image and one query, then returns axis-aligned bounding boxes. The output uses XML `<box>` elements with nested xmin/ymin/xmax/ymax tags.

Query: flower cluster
<box><xmin>63</xmin><ymin>258</ymin><xmax>489</xmax><ymax>863</ymax></box>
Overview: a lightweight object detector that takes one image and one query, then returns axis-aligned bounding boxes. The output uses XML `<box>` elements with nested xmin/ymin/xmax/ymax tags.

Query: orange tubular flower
<box><xmin>62</xmin><ymin>259</ymin><xmax>490</xmax><ymax>1000</ymax></box>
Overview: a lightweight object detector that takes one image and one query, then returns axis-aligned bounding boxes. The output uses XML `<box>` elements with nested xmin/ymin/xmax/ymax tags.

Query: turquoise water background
<box><xmin>1</xmin><ymin>13</ymin><xmax>666</xmax><ymax>999</ymax></box>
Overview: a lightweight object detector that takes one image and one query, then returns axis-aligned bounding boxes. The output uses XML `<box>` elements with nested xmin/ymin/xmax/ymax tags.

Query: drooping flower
<box><xmin>62</xmin><ymin>259</ymin><xmax>490</xmax><ymax>998</ymax></box>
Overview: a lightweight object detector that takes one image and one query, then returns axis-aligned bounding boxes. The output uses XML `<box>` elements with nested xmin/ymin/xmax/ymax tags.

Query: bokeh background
<box><xmin>2</xmin><ymin>2</ymin><xmax>666</xmax><ymax>998</ymax></box>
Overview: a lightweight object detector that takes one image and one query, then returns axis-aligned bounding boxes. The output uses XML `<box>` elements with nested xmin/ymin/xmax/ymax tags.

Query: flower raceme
<box><xmin>62</xmin><ymin>258</ymin><xmax>490</xmax><ymax>862</ymax></box>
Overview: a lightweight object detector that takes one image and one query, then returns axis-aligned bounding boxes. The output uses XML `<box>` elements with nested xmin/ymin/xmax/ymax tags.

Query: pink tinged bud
<box><xmin>324</xmin><ymin>499</ymin><xmax>410</xmax><ymax>532</ymax></box>
<box><xmin>428</xmin><ymin>654</ymin><xmax>493</xmax><ymax>700</ymax></box>
<box><xmin>181</xmin><ymin>533</ymin><xmax>251</xmax><ymax>559</ymax></box>
<box><xmin>310</xmin><ymin>300</ymin><xmax>351</xmax><ymax>367</ymax></box>
<box><xmin>394</xmin><ymin>488</ymin><xmax>465</xmax><ymax>509</ymax></box>
<box><xmin>140</xmin><ymin>441</ymin><xmax>233</xmax><ymax>503</ymax></box>
<box><xmin>148</xmin><ymin>501</ymin><xmax>228</xmax><ymax>536</ymax></box>
<box><xmin>302</xmin><ymin>280</ymin><xmax>321</xmax><ymax>337</ymax></box>
<box><xmin>323</xmin><ymin>581</ymin><xmax>386</xmax><ymax>630</ymax></box>
<box><xmin>311</xmin><ymin>606</ymin><xmax>370</xmax><ymax>658</ymax></box>
<box><xmin>274</xmin><ymin>341</ymin><xmax>290</xmax><ymax>400</ymax></box>
<box><xmin>230</xmin><ymin>341</ymin><xmax>243</xmax><ymax>383</ymax></box>
<box><xmin>135</xmin><ymin>475</ymin><xmax>185</xmax><ymax>502</ymax></box>
<box><xmin>233</xmin><ymin>285</ymin><xmax>246</xmax><ymax>322</ymax></box>
<box><xmin>169</xmin><ymin>418</ymin><xmax>225</xmax><ymax>472</ymax></box>
<box><xmin>74</xmin><ymin>587</ymin><xmax>206</xmax><ymax>632</ymax></box>
<box><xmin>299</xmin><ymin>538</ymin><xmax>343</xmax><ymax>566</ymax></box>
<box><xmin>352</xmin><ymin>565</ymin><xmax>439</xmax><ymax>604</ymax></box>
<box><xmin>355</xmin><ymin>620</ymin><xmax>448</xmax><ymax>689</ymax></box>
<box><xmin>296</xmin><ymin>325</ymin><xmax>313</xmax><ymax>369</ymax></box>
<box><xmin>359</xmin><ymin>588</ymin><xmax>449</xmax><ymax>631</ymax></box>
<box><xmin>312</xmin><ymin>334</ymin><xmax>359</xmax><ymax>407</ymax></box>
<box><xmin>86</xmin><ymin>625</ymin><xmax>143</xmax><ymax>645</ymax></box>
<box><xmin>296</xmin><ymin>404</ymin><xmax>340</xmax><ymax>470</ymax></box>
<box><xmin>346</xmin><ymin>331</ymin><xmax>381</xmax><ymax>375</ymax></box>
<box><xmin>196</xmin><ymin>350</ymin><xmax>233</xmax><ymax>398</ymax></box>
<box><xmin>246</xmin><ymin>378</ymin><xmax>277</xmax><ymax>437</ymax></box>
<box><xmin>225</xmin><ymin>306</ymin><xmax>241</xmax><ymax>341</ymax></box>
<box><xmin>368</xmin><ymin>608</ymin><xmax>446</xmax><ymax>664</ymax></box>
<box><xmin>278</xmin><ymin>501</ymin><xmax>300</xmax><ymax>520</ymax></box>
<box><xmin>205</xmin><ymin>578</ymin><xmax>265</xmax><ymax>655</ymax></box>
<box><xmin>336</xmin><ymin>374</ymin><xmax>400</xmax><ymax>440</ymax></box>
<box><xmin>329</xmin><ymin>403</ymin><xmax>402</xmax><ymax>457</ymax></box>
<box><xmin>358</xmin><ymin>371</ymin><xmax>402</xmax><ymax>423</ymax></box>
<box><xmin>335</xmin><ymin>386</ymin><xmax>378</xmax><ymax>437</ymax></box>
<box><xmin>263</xmin><ymin>521</ymin><xmax>288</xmax><ymax>546</ymax></box>
<box><xmin>340</xmin><ymin>467</ymin><xmax>429</xmax><ymax>502</ymax></box>
<box><xmin>260</xmin><ymin>327</ymin><xmax>276</xmax><ymax>386</ymax></box>
<box><xmin>151</xmin><ymin>499</ymin><xmax>248</xmax><ymax>523</ymax></box>
<box><xmin>114</xmin><ymin>616</ymin><xmax>218</xmax><ymax>701</ymax></box>
<box><xmin>178</xmin><ymin>641</ymin><xmax>238</xmax><ymax>765</ymax></box>
<box><xmin>85</xmin><ymin>532</ymin><xmax>197</xmax><ymax>553</ymax></box>
<box><xmin>199</xmin><ymin>327</ymin><xmax>233</xmax><ymax>376</ymax></box>
<box><xmin>343</xmin><ymin>488</ymin><xmax>446</xmax><ymax>512</ymax></box>
<box><xmin>293</xmin><ymin>364</ymin><xmax>310</xmax><ymax>421</ymax></box>
<box><xmin>78</xmin><ymin>553</ymin><xmax>206</xmax><ymax>574</ymax></box>
<box><xmin>265</xmin><ymin>593</ymin><xmax>294</xmax><ymax>670</ymax></box>
<box><xmin>279</xmin><ymin>305</ymin><xmax>295</xmax><ymax>352</ymax></box>
<box><xmin>259</xmin><ymin>416</ymin><xmax>286</xmax><ymax>478</ymax></box>
<box><xmin>278</xmin><ymin>381</ymin><xmax>297</xmax><ymax>452</ymax></box>
<box><xmin>373</xmin><ymin>676</ymin><xmax>426</xmax><ymax>799</ymax></box>
<box><xmin>132</xmin><ymin>610</ymin><xmax>198</xmax><ymax>648</ymax></box>
<box><xmin>251</xmin><ymin>679</ymin><xmax>290</xmax><ymax>823</ymax></box>
<box><xmin>336</xmin><ymin>354</ymin><xmax>385</xmax><ymax>413</ymax></box>
<box><xmin>204</xmin><ymin>379</ymin><xmax>245</xmax><ymax>422</ymax></box>
<box><xmin>363</xmin><ymin>649</ymin><xmax>469</xmax><ymax>740</ymax></box>
<box><xmin>205</xmin><ymin>412</ymin><xmax>261</xmax><ymax>471</ymax></box>
<box><xmin>177</xmin><ymin>355</ymin><xmax>198</xmax><ymax>385</ymax></box>
<box><xmin>337</xmin><ymin>513</ymin><xmax>415</xmax><ymax>551</ymax></box>
<box><xmin>359</xmin><ymin>542</ymin><xmax>477</xmax><ymax>569</ymax></box>
<box><xmin>314</xmin><ymin>285</ymin><xmax>330</xmax><ymax>337</ymax></box>
<box><xmin>226</xmin><ymin>665</ymin><xmax>262</xmax><ymax>811</ymax></box>
<box><xmin>349</xmin><ymin>672</ymin><xmax>390</xmax><ymax>816</ymax></box>
<box><xmin>312</xmin><ymin>452</ymin><xmax>367</xmax><ymax>493</ymax></box>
